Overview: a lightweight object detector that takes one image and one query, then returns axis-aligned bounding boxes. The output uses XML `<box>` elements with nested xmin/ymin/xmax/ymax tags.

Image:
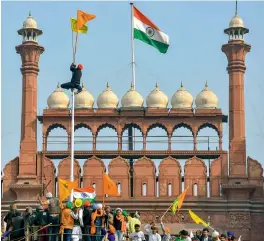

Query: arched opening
<box><xmin>168</xmin><ymin>183</ymin><xmax>172</xmax><ymax>196</ymax></box>
<box><xmin>197</xmin><ymin>125</ymin><xmax>219</xmax><ymax>151</ymax></box>
<box><xmin>118</xmin><ymin>183</ymin><xmax>121</xmax><ymax>195</ymax></box>
<box><xmin>146</xmin><ymin>125</ymin><xmax>168</xmax><ymax>150</ymax></box>
<box><xmin>47</xmin><ymin>126</ymin><xmax>68</xmax><ymax>151</ymax></box>
<box><xmin>142</xmin><ymin>183</ymin><xmax>147</xmax><ymax>196</ymax></box>
<box><xmin>172</xmin><ymin>124</ymin><xmax>194</xmax><ymax>150</ymax></box>
<box><xmin>96</xmin><ymin>124</ymin><xmax>118</xmax><ymax>150</ymax></box>
<box><xmin>122</xmin><ymin>124</ymin><xmax>143</xmax><ymax>150</ymax></box>
<box><xmin>193</xmin><ymin>183</ymin><xmax>198</xmax><ymax>196</ymax></box>
<box><xmin>74</xmin><ymin>125</ymin><xmax>93</xmax><ymax>151</ymax></box>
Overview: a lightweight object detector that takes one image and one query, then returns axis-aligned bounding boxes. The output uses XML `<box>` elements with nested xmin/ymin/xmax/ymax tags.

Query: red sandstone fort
<box><xmin>1</xmin><ymin>9</ymin><xmax>264</xmax><ymax>241</ymax></box>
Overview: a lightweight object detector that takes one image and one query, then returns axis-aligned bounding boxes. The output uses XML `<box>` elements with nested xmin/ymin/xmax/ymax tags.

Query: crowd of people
<box><xmin>1</xmin><ymin>193</ymin><xmax>239</xmax><ymax>241</ymax></box>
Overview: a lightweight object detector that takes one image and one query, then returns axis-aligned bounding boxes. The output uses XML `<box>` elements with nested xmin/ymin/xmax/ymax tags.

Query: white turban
<box><xmin>212</xmin><ymin>230</ymin><xmax>219</xmax><ymax>238</ymax></box>
<box><xmin>46</xmin><ymin>192</ymin><xmax>52</xmax><ymax>198</ymax></box>
<box><xmin>97</xmin><ymin>203</ymin><xmax>103</xmax><ymax>209</ymax></box>
<box><xmin>116</xmin><ymin>207</ymin><xmax>123</xmax><ymax>212</ymax></box>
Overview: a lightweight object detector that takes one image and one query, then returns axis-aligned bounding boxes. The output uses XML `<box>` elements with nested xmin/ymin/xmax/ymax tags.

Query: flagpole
<box><xmin>130</xmin><ymin>2</ymin><xmax>136</xmax><ymax>89</ymax></box>
<box><xmin>72</xmin><ymin>30</ymin><xmax>75</xmax><ymax>63</ymax></box>
<box><xmin>70</xmin><ymin>89</ymin><xmax>75</xmax><ymax>202</ymax></box>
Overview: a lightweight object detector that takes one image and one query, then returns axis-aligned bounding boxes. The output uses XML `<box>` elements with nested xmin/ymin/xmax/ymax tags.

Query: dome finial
<box><xmin>106</xmin><ymin>82</ymin><xmax>111</xmax><ymax>90</ymax></box>
<box><xmin>57</xmin><ymin>82</ymin><xmax>60</xmax><ymax>88</ymax></box>
<box><xmin>235</xmin><ymin>0</ymin><xmax>238</xmax><ymax>16</ymax></box>
<box><xmin>130</xmin><ymin>81</ymin><xmax>135</xmax><ymax>90</ymax></box>
<box><xmin>181</xmin><ymin>81</ymin><xmax>183</xmax><ymax>88</ymax></box>
<box><xmin>155</xmin><ymin>82</ymin><xmax>158</xmax><ymax>88</ymax></box>
<box><xmin>205</xmin><ymin>80</ymin><xmax>208</xmax><ymax>88</ymax></box>
<box><xmin>29</xmin><ymin>11</ymin><xmax>32</xmax><ymax>17</ymax></box>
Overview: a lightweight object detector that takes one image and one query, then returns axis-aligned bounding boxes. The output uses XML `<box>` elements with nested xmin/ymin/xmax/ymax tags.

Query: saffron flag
<box><xmin>171</xmin><ymin>186</ymin><xmax>189</xmax><ymax>214</ymax></box>
<box><xmin>77</xmin><ymin>10</ymin><xmax>96</xmax><ymax>30</ymax></box>
<box><xmin>71</xmin><ymin>18</ymin><xmax>88</xmax><ymax>34</ymax></box>
<box><xmin>73</xmin><ymin>187</ymin><xmax>96</xmax><ymax>203</ymax></box>
<box><xmin>188</xmin><ymin>210</ymin><xmax>209</xmax><ymax>227</ymax></box>
<box><xmin>133</xmin><ymin>6</ymin><xmax>169</xmax><ymax>53</ymax></box>
<box><xmin>103</xmin><ymin>173</ymin><xmax>119</xmax><ymax>196</ymax></box>
<box><xmin>58</xmin><ymin>178</ymin><xmax>78</xmax><ymax>202</ymax></box>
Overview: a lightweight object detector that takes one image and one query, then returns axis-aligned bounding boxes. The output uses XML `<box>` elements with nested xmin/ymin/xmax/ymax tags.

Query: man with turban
<box><xmin>128</xmin><ymin>212</ymin><xmax>141</xmax><ymax>233</ymax></box>
<box><xmin>83</xmin><ymin>201</ymin><xmax>92</xmax><ymax>241</ymax></box>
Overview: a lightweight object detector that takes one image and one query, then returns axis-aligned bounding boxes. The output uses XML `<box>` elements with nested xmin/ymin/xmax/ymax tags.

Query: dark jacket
<box><xmin>10</xmin><ymin>215</ymin><xmax>24</xmax><ymax>238</ymax></box>
<box><xmin>48</xmin><ymin>197</ymin><xmax>60</xmax><ymax>214</ymax></box>
<box><xmin>70</xmin><ymin>64</ymin><xmax>82</xmax><ymax>85</ymax></box>
<box><xmin>35</xmin><ymin>210</ymin><xmax>49</xmax><ymax>226</ymax></box>
<box><xmin>83</xmin><ymin>207</ymin><xmax>92</xmax><ymax>226</ymax></box>
<box><xmin>199</xmin><ymin>236</ymin><xmax>212</xmax><ymax>241</ymax></box>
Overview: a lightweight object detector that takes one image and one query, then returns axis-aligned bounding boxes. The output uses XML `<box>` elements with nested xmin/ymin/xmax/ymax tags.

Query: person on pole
<box><xmin>61</xmin><ymin>62</ymin><xmax>83</xmax><ymax>94</ymax></box>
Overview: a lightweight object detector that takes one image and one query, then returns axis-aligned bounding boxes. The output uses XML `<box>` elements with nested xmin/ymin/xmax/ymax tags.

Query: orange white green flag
<box><xmin>133</xmin><ymin>6</ymin><xmax>169</xmax><ymax>54</ymax></box>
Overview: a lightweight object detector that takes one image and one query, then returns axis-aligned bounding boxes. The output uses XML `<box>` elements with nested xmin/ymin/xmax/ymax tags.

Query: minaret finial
<box><xmin>235</xmin><ymin>0</ymin><xmax>238</xmax><ymax>16</ymax></box>
<box><xmin>106</xmin><ymin>82</ymin><xmax>110</xmax><ymax>89</ymax></box>
<box><xmin>205</xmin><ymin>80</ymin><xmax>208</xmax><ymax>88</ymax></box>
<box><xmin>29</xmin><ymin>11</ymin><xmax>31</xmax><ymax>17</ymax></box>
<box><xmin>155</xmin><ymin>82</ymin><xmax>158</xmax><ymax>88</ymax></box>
<box><xmin>130</xmin><ymin>81</ymin><xmax>135</xmax><ymax>90</ymax></box>
<box><xmin>57</xmin><ymin>82</ymin><xmax>60</xmax><ymax>88</ymax></box>
<box><xmin>181</xmin><ymin>81</ymin><xmax>183</xmax><ymax>88</ymax></box>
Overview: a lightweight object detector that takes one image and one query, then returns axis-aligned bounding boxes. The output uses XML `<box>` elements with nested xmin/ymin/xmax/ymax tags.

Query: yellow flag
<box><xmin>58</xmin><ymin>178</ymin><xmax>78</xmax><ymax>202</ymax></box>
<box><xmin>103</xmin><ymin>173</ymin><xmax>119</xmax><ymax>196</ymax></box>
<box><xmin>71</xmin><ymin>18</ymin><xmax>88</xmax><ymax>34</ymax></box>
<box><xmin>188</xmin><ymin>210</ymin><xmax>209</xmax><ymax>227</ymax></box>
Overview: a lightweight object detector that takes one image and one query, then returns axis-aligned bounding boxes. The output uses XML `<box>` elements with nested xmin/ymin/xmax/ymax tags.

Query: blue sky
<box><xmin>1</xmin><ymin>1</ymin><xmax>264</xmax><ymax>173</ymax></box>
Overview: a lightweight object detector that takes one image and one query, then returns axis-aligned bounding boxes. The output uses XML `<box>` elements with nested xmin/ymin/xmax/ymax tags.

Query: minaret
<box><xmin>222</xmin><ymin>4</ymin><xmax>251</xmax><ymax>177</ymax></box>
<box><xmin>15</xmin><ymin>13</ymin><xmax>44</xmax><ymax>184</ymax></box>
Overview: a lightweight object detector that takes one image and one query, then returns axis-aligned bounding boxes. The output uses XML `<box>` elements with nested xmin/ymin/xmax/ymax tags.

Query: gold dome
<box><xmin>97</xmin><ymin>83</ymin><xmax>119</xmax><ymax>108</ymax></box>
<box><xmin>75</xmin><ymin>83</ymin><xmax>94</xmax><ymax>109</ymax></box>
<box><xmin>146</xmin><ymin>83</ymin><xmax>168</xmax><ymax>108</ymax></box>
<box><xmin>171</xmin><ymin>83</ymin><xmax>193</xmax><ymax>109</ymax></box>
<box><xmin>23</xmin><ymin>12</ymin><xmax>38</xmax><ymax>29</ymax></box>
<box><xmin>195</xmin><ymin>81</ymin><xmax>218</xmax><ymax>109</ymax></box>
<box><xmin>121</xmin><ymin>85</ymin><xmax>144</xmax><ymax>108</ymax></box>
<box><xmin>47</xmin><ymin>83</ymin><xmax>70</xmax><ymax>109</ymax></box>
<box><xmin>229</xmin><ymin>15</ymin><xmax>245</xmax><ymax>28</ymax></box>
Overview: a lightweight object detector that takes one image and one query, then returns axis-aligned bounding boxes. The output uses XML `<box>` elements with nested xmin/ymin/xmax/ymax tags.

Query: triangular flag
<box><xmin>188</xmin><ymin>210</ymin><xmax>209</xmax><ymax>227</ymax></box>
<box><xmin>71</xmin><ymin>17</ymin><xmax>88</xmax><ymax>34</ymax></box>
<box><xmin>171</xmin><ymin>186</ymin><xmax>189</xmax><ymax>214</ymax></box>
<box><xmin>103</xmin><ymin>173</ymin><xmax>119</xmax><ymax>196</ymax></box>
<box><xmin>77</xmin><ymin>10</ymin><xmax>96</xmax><ymax>30</ymax></box>
<box><xmin>58</xmin><ymin>178</ymin><xmax>78</xmax><ymax>202</ymax></box>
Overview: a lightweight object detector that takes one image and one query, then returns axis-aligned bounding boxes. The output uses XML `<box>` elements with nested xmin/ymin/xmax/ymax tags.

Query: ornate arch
<box><xmin>42</xmin><ymin>156</ymin><xmax>56</xmax><ymax>195</ymax></box>
<box><xmin>74</xmin><ymin>123</ymin><xmax>93</xmax><ymax>133</ymax></box>
<box><xmin>46</xmin><ymin>123</ymin><xmax>68</xmax><ymax>136</ymax></box>
<box><xmin>146</xmin><ymin>123</ymin><xmax>169</xmax><ymax>136</ymax></box>
<box><xmin>58</xmin><ymin>157</ymin><xmax>81</xmax><ymax>182</ymax></box>
<box><xmin>172</xmin><ymin>122</ymin><xmax>194</xmax><ymax>136</ymax></box>
<box><xmin>248</xmin><ymin>157</ymin><xmax>263</xmax><ymax>178</ymax></box>
<box><xmin>96</xmin><ymin>123</ymin><xmax>118</xmax><ymax>137</ymax></box>
<box><xmin>121</xmin><ymin>123</ymin><xmax>143</xmax><ymax>136</ymax></box>
<box><xmin>196</xmin><ymin>122</ymin><xmax>220</xmax><ymax>137</ymax></box>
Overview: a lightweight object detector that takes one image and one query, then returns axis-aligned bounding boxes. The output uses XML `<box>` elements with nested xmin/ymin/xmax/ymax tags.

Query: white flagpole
<box><xmin>70</xmin><ymin>89</ymin><xmax>75</xmax><ymax>202</ymax></box>
<box><xmin>130</xmin><ymin>2</ymin><xmax>136</xmax><ymax>89</ymax></box>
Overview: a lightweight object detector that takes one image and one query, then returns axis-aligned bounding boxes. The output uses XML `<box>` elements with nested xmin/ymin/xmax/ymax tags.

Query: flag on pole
<box><xmin>133</xmin><ymin>6</ymin><xmax>169</xmax><ymax>53</ymax></box>
<box><xmin>103</xmin><ymin>173</ymin><xmax>119</xmax><ymax>196</ymax></box>
<box><xmin>77</xmin><ymin>10</ymin><xmax>96</xmax><ymax>30</ymax></box>
<box><xmin>171</xmin><ymin>186</ymin><xmax>189</xmax><ymax>214</ymax></box>
<box><xmin>73</xmin><ymin>187</ymin><xmax>96</xmax><ymax>203</ymax></box>
<box><xmin>238</xmin><ymin>235</ymin><xmax>242</xmax><ymax>241</ymax></box>
<box><xmin>188</xmin><ymin>210</ymin><xmax>209</xmax><ymax>227</ymax></box>
<box><xmin>58</xmin><ymin>178</ymin><xmax>78</xmax><ymax>202</ymax></box>
<box><xmin>71</xmin><ymin>18</ymin><xmax>88</xmax><ymax>33</ymax></box>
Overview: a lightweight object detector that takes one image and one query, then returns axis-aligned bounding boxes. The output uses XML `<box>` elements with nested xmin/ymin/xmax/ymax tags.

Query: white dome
<box><xmin>23</xmin><ymin>12</ymin><xmax>37</xmax><ymax>29</ymax></box>
<box><xmin>195</xmin><ymin>82</ymin><xmax>218</xmax><ymax>109</ymax></box>
<box><xmin>97</xmin><ymin>83</ymin><xmax>119</xmax><ymax>108</ymax></box>
<box><xmin>47</xmin><ymin>83</ymin><xmax>70</xmax><ymax>109</ymax></box>
<box><xmin>229</xmin><ymin>15</ymin><xmax>245</xmax><ymax>28</ymax></box>
<box><xmin>75</xmin><ymin>83</ymin><xmax>94</xmax><ymax>109</ymax></box>
<box><xmin>146</xmin><ymin>83</ymin><xmax>168</xmax><ymax>108</ymax></box>
<box><xmin>171</xmin><ymin>83</ymin><xmax>193</xmax><ymax>109</ymax></box>
<box><xmin>121</xmin><ymin>85</ymin><xmax>144</xmax><ymax>108</ymax></box>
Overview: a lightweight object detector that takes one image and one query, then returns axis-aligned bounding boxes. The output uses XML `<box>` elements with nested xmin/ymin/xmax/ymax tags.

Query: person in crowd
<box><xmin>227</xmin><ymin>232</ymin><xmax>234</xmax><ymax>241</ymax></box>
<box><xmin>23</xmin><ymin>207</ymin><xmax>35</xmax><ymax>241</ymax></box>
<box><xmin>72</xmin><ymin>198</ymin><xmax>84</xmax><ymax>241</ymax></box>
<box><xmin>179</xmin><ymin>230</ymin><xmax>191</xmax><ymax>241</ymax></box>
<box><xmin>144</xmin><ymin>223</ymin><xmax>161</xmax><ymax>241</ymax></box>
<box><xmin>211</xmin><ymin>231</ymin><xmax>220</xmax><ymax>241</ymax></box>
<box><xmin>160</xmin><ymin>217</ymin><xmax>170</xmax><ymax>241</ymax></box>
<box><xmin>194</xmin><ymin>231</ymin><xmax>202</xmax><ymax>240</ymax></box>
<box><xmin>45</xmin><ymin>192</ymin><xmax>61</xmax><ymax>241</ymax></box>
<box><xmin>83</xmin><ymin>201</ymin><xmax>92</xmax><ymax>241</ymax></box>
<box><xmin>129</xmin><ymin>224</ymin><xmax>145</xmax><ymax>241</ymax></box>
<box><xmin>230</xmin><ymin>236</ymin><xmax>236</xmax><ymax>241</ymax></box>
<box><xmin>60</xmin><ymin>201</ymin><xmax>80</xmax><ymax>241</ymax></box>
<box><xmin>61</xmin><ymin>63</ymin><xmax>83</xmax><ymax>94</ymax></box>
<box><xmin>128</xmin><ymin>212</ymin><xmax>141</xmax><ymax>234</ymax></box>
<box><xmin>113</xmin><ymin>208</ymin><xmax>126</xmax><ymax>241</ymax></box>
<box><xmin>219</xmin><ymin>234</ymin><xmax>227</xmax><ymax>241</ymax></box>
<box><xmin>4</xmin><ymin>203</ymin><xmax>17</xmax><ymax>232</ymax></box>
<box><xmin>91</xmin><ymin>204</ymin><xmax>104</xmax><ymax>241</ymax></box>
<box><xmin>9</xmin><ymin>211</ymin><xmax>25</xmax><ymax>241</ymax></box>
<box><xmin>198</xmin><ymin>228</ymin><xmax>212</xmax><ymax>241</ymax></box>
<box><xmin>35</xmin><ymin>205</ymin><xmax>49</xmax><ymax>241</ymax></box>
<box><xmin>104</xmin><ymin>206</ymin><xmax>114</xmax><ymax>230</ymax></box>
<box><xmin>107</xmin><ymin>226</ymin><xmax>116</xmax><ymax>241</ymax></box>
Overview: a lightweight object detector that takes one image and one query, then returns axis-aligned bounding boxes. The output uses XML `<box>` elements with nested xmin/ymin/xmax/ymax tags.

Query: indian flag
<box><xmin>133</xmin><ymin>6</ymin><xmax>169</xmax><ymax>54</ymax></box>
<box><xmin>73</xmin><ymin>187</ymin><xmax>96</xmax><ymax>203</ymax></box>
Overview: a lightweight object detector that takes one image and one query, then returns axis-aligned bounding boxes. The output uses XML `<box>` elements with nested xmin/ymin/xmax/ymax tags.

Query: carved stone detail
<box><xmin>229</xmin><ymin>212</ymin><xmax>250</xmax><ymax>229</ymax></box>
